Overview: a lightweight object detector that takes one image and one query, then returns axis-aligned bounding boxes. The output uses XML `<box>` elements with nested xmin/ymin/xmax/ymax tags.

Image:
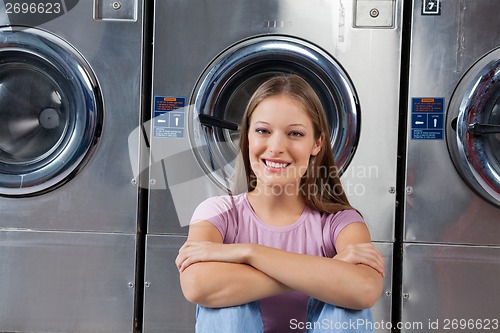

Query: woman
<box><xmin>175</xmin><ymin>74</ymin><xmax>384</xmax><ymax>332</ymax></box>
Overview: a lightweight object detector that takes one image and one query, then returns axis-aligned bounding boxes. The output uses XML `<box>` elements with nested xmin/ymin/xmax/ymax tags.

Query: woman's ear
<box><xmin>311</xmin><ymin>133</ymin><xmax>324</xmax><ymax>156</ymax></box>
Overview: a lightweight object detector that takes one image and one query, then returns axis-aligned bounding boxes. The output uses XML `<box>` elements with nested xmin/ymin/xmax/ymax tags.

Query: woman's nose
<box><xmin>268</xmin><ymin>133</ymin><xmax>285</xmax><ymax>154</ymax></box>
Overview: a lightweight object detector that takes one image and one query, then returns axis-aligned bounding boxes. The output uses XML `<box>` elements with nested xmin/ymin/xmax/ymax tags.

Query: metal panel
<box><xmin>372</xmin><ymin>242</ymin><xmax>394</xmax><ymax>333</ymax></box>
<box><xmin>403</xmin><ymin>1</ymin><xmax>500</xmax><ymax>329</ymax></box>
<box><xmin>402</xmin><ymin>244</ymin><xmax>500</xmax><ymax>333</ymax></box>
<box><xmin>404</xmin><ymin>0</ymin><xmax>500</xmax><ymax>245</ymax></box>
<box><xmin>0</xmin><ymin>230</ymin><xmax>137</xmax><ymax>333</ymax></box>
<box><xmin>143</xmin><ymin>235</ymin><xmax>196</xmax><ymax>333</ymax></box>
<box><xmin>0</xmin><ymin>0</ymin><xmax>143</xmax><ymax>234</ymax></box>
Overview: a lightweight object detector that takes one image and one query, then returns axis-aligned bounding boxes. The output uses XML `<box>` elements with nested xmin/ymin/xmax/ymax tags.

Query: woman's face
<box><xmin>247</xmin><ymin>94</ymin><xmax>322</xmax><ymax>195</ymax></box>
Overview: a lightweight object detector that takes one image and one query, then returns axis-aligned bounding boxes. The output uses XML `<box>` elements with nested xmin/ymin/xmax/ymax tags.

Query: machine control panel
<box><xmin>354</xmin><ymin>0</ymin><xmax>395</xmax><ymax>28</ymax></box>
<box><xmin>94</xmin><ymin>0</ymin><xmax>137</xmax><ymax>21</ymax></box>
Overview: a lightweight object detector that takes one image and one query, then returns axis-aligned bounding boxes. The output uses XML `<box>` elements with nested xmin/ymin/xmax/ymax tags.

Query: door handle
<box><xmin>467</xmin><ymin>123</ymin><xmax>500</xmax><ymax>135</ymax></box>
<box><xmin>198</xmin><ymin>114</ymin><xmax>238</xmax><ymax>131</ymax></box>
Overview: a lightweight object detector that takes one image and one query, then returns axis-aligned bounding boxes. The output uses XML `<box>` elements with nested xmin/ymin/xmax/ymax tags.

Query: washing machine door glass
<box><xmin>447</xmin><ymin>48</ymin><xmax>500</xmax><ymax>207</ymax></box>
<box><xmin>190</xmin><ymin>36</ymin><xmax>359</xmax><ymax>192</ymax></box>
<box><xmin>0</xmin><ymin>27</ymin><xmax>102</xmax><ymax>196</ymax></box>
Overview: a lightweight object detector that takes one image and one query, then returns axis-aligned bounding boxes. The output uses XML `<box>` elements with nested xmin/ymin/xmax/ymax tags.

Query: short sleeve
<box><xmin>329</xmin><ymin>209</ymin><xmax>365</xmax><ymax>249</ymax></box>
<box><xmin>190</xmin><ymin>195</ymin><xmax>234</xmax><ymax>241</ymax></box>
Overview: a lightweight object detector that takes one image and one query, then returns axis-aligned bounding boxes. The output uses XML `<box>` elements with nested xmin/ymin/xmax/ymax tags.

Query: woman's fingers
<box><xmin>176</xmin><ymin>241</ymin><xmax>204</xmax><ymax>272</ymax></box>
<box><xmin>334</xmin><ymin>243</ymin><xmax>385</xmax><ymax>276</ymax></box>
<box><xmin>176</xmin><ymin>241</ymin><xmax>243</xmax><ymax>272</ymax></box>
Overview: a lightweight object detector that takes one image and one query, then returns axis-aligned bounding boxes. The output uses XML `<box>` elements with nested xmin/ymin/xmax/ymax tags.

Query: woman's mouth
<box><xmin>262</xmin><ymin>159</ymin><xmax>291</xmax><ymax>170</ymax></box>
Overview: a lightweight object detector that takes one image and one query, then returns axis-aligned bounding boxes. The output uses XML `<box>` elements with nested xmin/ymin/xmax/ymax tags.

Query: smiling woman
<box><xmin>238</xmin><ymin>76</ymin><xmax>351</xmax><ymax>213</ymax></box>
<box><xmin>246</xmin><ymin>94</ymin><xmax>323</xmax><ymax>196</ymax></box>
<box><xmin>176</xmin><ymin>74</ymin><xmax>384</xmax><ymax>333</ymax></box>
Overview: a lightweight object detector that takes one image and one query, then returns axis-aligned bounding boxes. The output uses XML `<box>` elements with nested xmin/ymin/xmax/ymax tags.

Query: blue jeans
<box><xmin>195</xmin><ymin>298</ymin><xmax>374</xmax><ymax>332</ymax></box>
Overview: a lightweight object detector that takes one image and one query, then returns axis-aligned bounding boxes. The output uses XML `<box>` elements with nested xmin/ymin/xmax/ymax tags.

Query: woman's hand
<box><xmin>176</xmin><ymin>241</ymin><xmax>250</xmax><ymax>272</ymax></box>
<box><xmin>333</xmin><ymin>242</ymin><xmax>385</xmax><ymax>277</ymax></box>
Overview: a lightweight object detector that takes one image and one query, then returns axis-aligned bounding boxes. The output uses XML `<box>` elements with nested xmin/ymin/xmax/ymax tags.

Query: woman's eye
<box><xmin>289</xmin><ymin>131</ymin><xmax>304</xmax><ymax>137</ymax></box>
<box><xmin>256</xmin><ymin>128</ymin><xmax>269</xmax><ymax>134</ymax></box>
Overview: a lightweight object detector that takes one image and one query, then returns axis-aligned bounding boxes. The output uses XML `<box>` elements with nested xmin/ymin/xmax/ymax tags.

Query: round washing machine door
<box><xmin>447</xmin><ymin>48</ymin><xmax>500</xmax><ymax>207</ymax></box>
<box><xmin>189</xmin><ymin>35</ymin><xmax>359</xmax><ymax>192</ymax></box>
<box><xmin>0</xmin><ymin>27</ymin><xmax>102</xmax><ymax>196</ymax></box>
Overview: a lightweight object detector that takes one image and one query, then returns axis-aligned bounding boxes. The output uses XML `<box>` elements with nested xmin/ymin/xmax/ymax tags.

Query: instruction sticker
<box><xmin>411</xmin><ymin>98</ymin><xmax>444</xmax><ymax>140</ymax></box>
<box><xmin>153</xmin><ymin>96</ymin><xmax>186</xmax><ymax>138</ymax></box>
<box><xmin>422</xmin><ymin>0</ymin><xmax>441</xmax><ymax>15</ymax></box>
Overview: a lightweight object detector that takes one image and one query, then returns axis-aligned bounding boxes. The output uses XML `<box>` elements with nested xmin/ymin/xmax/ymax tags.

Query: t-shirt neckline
<box><xmin>243</xmin><ymin>193</ymin><xmax>311</xmax><ymax>231</ymax></box>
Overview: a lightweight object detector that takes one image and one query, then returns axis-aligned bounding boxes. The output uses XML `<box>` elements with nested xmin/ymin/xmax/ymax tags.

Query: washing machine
<box><xmin>402</xmin><ymin>0</ymin><xmax>500</xmax><ymax>331</ymax></box>
<box><xmin>0</xmin><ymin>1</ymin><xmax>144</xmax><ymax>332</ymax></box>
<box><xmin>141</xmin><ymin>0</ymin><xmax>403</xmax><ymax>331</ymax></box>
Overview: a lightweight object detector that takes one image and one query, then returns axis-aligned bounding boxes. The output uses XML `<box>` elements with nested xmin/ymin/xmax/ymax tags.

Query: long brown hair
<box><xmin>238</xmin><ymin>74</ymin><xmax>354</xmax><ymax>214</ymax></box>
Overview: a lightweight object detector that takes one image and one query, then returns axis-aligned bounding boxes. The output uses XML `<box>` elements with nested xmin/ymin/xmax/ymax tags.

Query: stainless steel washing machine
<box><xmin>403</xmin><ymin>0</ymin><xmax>500</xmax><ymax>331</ymax></box>
<box><xmin>0</xmin><ymin>1</ymin><xmax>144</xmax><ymax>332</ymax></box>
<box><xmin>143</xmin><ymin>0</ymin><xmax>403</xmax><ymax>331</ymax></box>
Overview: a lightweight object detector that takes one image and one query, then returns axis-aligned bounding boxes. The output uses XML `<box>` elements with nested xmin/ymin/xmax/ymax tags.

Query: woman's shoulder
<box><xmin>318</xmin><ymin>209</ymin><xmax>366</xmax><ymax>251</ymax></box>
<box><xmin>319</xmin><ymin>208</ymin><xmax>365</xmax><ymax>225</ymax></box>
<box><xmin>191</xmin><ymin>193</ymin><xmax>246</xmax><ymax>222</ymax></box>
<box><xmin>197</xmin><ymin>193</ymin><xmax>246</xmax><ymax>209</ymax></box>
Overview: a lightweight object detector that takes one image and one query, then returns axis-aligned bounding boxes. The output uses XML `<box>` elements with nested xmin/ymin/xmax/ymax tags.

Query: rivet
<box><xmin>370</xmin><ymin>8</ymin><xmax>380</xmax><ymax>18</ymax></box>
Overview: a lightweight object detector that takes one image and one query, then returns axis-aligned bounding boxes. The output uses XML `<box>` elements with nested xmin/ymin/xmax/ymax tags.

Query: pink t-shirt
<box><xmin>191</xmin><ymin>193</ymin><xmax>365</xmax><ymax>333</ymax></box>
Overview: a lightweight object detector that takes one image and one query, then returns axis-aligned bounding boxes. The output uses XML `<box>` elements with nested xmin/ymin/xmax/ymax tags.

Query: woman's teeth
<box><xmin>265</xmin><ymin>160</ymin><xmax>289</xmax><ymax>169</ymax></box>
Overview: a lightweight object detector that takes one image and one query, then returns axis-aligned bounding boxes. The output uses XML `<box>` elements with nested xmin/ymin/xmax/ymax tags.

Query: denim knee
<box><xmin>195</xmin><ymin>302</ymin><xmax>263</xmax><ymax>333</ymax></box>
<box><xmin>305</xmin><ymin>298</ymin><xmax>374</xmax><ymax>333</ymax></box>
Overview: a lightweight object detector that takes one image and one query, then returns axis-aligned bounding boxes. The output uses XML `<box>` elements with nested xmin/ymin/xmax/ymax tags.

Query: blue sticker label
<box><xmin>153</xmin><ymin>96</ymin><xmax>186</xmax><ymax>138</ymax></box>
<box><xmin>411</xmin><ymin>98</ymin><xmax>444</xmax><ymax>140</ymax></box>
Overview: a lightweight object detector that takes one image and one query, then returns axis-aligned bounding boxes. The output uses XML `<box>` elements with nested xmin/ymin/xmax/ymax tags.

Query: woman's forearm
<box><xmin>180</xmin><ymin>260</ymin><xmax>291</xmax><ymax>308</ymax></box>
<box><xmin>178</xmin><ymin>240</ymin><xmax>383</xmax><ymax>309</ymax></box>
<box><xmin>244</xmin><ymin>244</ymin><xmax>383</xmax><ymax>310</ymax></box>
<box><xmin>177</xmin><ymin>221</ymin><xmax>383</xmax><ymax>309</ymax></box>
